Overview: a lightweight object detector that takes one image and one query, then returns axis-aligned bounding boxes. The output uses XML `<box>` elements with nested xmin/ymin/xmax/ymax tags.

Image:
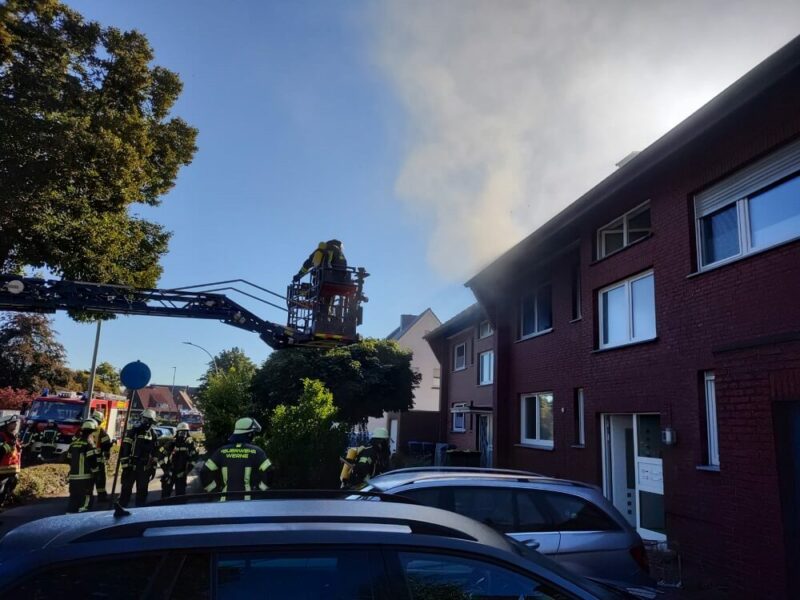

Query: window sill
<box><xmin>571</xmin><ymin>444</ymin><xmax>586</xmax><ymax>449</ymax></box>
<box><xmin>516</xmin><ymin>442</ymin><xmax>554</xmax><ymax>451</ymax></box>
<box><xmin>451</xmin><ymin>430</ymin><xmax>467</xmax><ymax>434</ymax></box>
<box><xmin>453</xmin><ymin>366</ymin><xmax>467</xmax><ymax>373</ymax></box>
<box><xmin>569</xmin><ymin>316</ymin><xmax>583</xmax><ymax>323</ymax></box>
<box><xmin>517</xmin><ymin>328</ymin><xmax>554</xmax><ymax>343</ymax></box>
<box><xmin>477</xmin><ymin>382</ymin><xmax>493</xmax><ymax>387</ymax></box>
<box><xmin>696</xmin><ymin>465</ymin><xmax>720</xmax><ymax>472</ymax></box>
<box><xmin>590</xmin><ymin>232</ymin><xmax>653</xmax><ymax>265</ymax></box>
<box><xmin>593</xmin><ymin>337</ymin><xmax>659</xmax><ymax>354</ymax></box>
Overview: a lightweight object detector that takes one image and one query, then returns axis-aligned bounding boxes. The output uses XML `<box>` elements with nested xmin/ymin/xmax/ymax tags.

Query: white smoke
<box><xmin>372</xmin><ymin>0</ymin><xmax>800</xmax><ymax>279</ymax></box>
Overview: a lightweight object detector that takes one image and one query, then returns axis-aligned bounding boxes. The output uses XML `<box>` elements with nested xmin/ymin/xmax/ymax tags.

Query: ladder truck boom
<box><xmin>0</xmin><ymin>269</ymin><xmax>368</xmax><ymax>350</ymax></box>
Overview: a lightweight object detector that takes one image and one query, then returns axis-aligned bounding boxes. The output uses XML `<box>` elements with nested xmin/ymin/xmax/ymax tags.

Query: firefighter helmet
<box><xmin>372</xmin><ymin>427</ymin><xmax>390</xmax><ymax>440</ymax></box>
<box><xmin>177</xmin><ymin>422</ymin><xmax>190</xmax><ymax>432</ymax></box>
<box><xmin>141</xmin><ymin>409</ymin><xmax>158</xmax><ymax>423</ymax></box>
<box><xmin>91</xmin><ymin>410</ymin><xmax>105</xmax><ymax>424</ymax></box>
<box><xmin>81</xmin><ymin>419</ymin><xmax>97</xmax><ymax>431</ymax></box>
<box><xmin>233</xmin><ymin>417</ymin><xmax>262</xmax><ymax>435</ymax></box>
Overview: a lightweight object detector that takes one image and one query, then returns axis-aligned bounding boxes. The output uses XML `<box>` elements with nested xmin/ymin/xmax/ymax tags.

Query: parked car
<box><xmin>360</xmin><ymin>467</ymin><xmax>653</xmax><ymax>587</ymax></box>
<box><xmin>152</xmin><ymin>425</ymin><xmax>176</xmax><ymax>438</ymax></box>
<box><xmin>0</xmin><ymin>496</ymin><xmax>636</xmax><ymax>599</ymax></box>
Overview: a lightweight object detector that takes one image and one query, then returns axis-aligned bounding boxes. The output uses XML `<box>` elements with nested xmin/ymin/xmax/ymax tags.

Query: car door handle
<box><xmin>523</xmin><ymin>539</ymin><xmax>541</xmax><ymax>550</ymax></box>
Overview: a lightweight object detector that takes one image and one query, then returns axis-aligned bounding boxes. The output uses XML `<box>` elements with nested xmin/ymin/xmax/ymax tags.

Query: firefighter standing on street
<box><xmin>66</xmin><ymin>419</ymin><xmax>99</xmax><ymax>513</ymax></box>
<box><xmin>119</xmin><ymin>408</ymin><xmax>159</xmax><ymax>507</ymax></box>
<box><xmin>159</xmin><ymin>422</ymin><xmax>198</xmax><ymax>498</ymax></box>
<box><xmin>340</xmin><ymin>428</ymin><xmax>391</xmax><ymax>488</ymax></box>
<box><xmin>0</xmin><ymin>415</ymin><xmax>21</xmax><ymax>505</ymax></box>
<box><xmin>200</xmin><ymin>417</ymin><xmax>271</xmax><ymax>501</ymax></box>
<box><xmin>90</xmin><ymin>411</ymin><xmax>112</xmax><ymax>503</ymax></box>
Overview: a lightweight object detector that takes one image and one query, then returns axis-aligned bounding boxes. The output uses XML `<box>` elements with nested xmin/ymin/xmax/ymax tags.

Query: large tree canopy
<box><xmin>0</xmin><ymin>0</ymin><xmax>197</xmax><ymax>286</ymax></box>
<box><xmin>251</xmin><ymin>339</ymin><xmax>421</xmax><ymax>426</ymax></box>
<box><xmin>0</xmin><ymin>313</ymin><xmax>66</xmax><ymax>390</ymax></box>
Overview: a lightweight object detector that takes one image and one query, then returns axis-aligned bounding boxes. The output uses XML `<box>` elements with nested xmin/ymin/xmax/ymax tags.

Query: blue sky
<box><xmin>55</xmin><ymin>0</ymin><xmax>474</xmax><ymax>385</ymax></box>
<box><xmin>52</xmin><ymin>1</ymin><xmax>800</xmax><ymax>386</ymax></box>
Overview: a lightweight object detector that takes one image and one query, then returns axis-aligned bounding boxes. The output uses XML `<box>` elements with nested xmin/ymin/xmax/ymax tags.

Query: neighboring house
<box><xmin>131</xmin><ymin>385</ymin><xmax>201</xmax><ymax>422</ymax></box>
<box><xmin>425</xmin><ymin>304</ymin><xmax>495</xmax><ymax>466</ymax></box>
<box><xmin>368</xmin><ymin>309</ymin><xmax>442</xmax><ymax>454</ymax></box>
<box><xmin>465</xmin><ymin>36</ymin><xmax>800</xmax><ymax>597</ymax></box>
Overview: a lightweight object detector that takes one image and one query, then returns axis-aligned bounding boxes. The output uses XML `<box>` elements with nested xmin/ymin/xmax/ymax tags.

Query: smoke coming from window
<box><xmin>371</xmin><ymin>1</ymin><xmax>800</xmax><ymax>279</ymax></box>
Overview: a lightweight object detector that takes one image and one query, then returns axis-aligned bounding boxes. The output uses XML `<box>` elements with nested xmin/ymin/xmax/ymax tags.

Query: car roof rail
<box><xmin>147</xmin><ymin>489</ymin><xmax>421</xmax><ymax>507</ymax></box>
<box><xmin>383</xmin><ymin>466</ymin><xmax>542</xmax><ymax>477</ymax></box>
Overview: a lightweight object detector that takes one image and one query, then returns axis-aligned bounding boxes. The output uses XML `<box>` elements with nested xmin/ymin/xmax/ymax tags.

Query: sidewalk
<box><xmin>0</xmin><ymin>469</ymin><xmax>201</xmax><ymax>539</ymax></box>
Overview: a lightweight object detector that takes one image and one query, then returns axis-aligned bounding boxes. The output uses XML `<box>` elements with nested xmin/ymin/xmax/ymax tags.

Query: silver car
<box><xmin>362</xmin><ymin>467</ymin><xmax>653</xmax><ymax>587</ymax></box>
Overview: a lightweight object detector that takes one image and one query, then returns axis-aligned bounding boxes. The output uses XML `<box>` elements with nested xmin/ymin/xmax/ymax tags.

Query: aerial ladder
<box><xmin>0</xmin><ymin>266</ymin><xmax>369</xmax><ymax>351</ymax></box>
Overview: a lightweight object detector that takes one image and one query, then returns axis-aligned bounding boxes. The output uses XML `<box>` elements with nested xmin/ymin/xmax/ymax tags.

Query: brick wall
<box><xmin>476</xmin><ymin>70</ymin><xmax>800</xmax><ymax>596</ymax></box>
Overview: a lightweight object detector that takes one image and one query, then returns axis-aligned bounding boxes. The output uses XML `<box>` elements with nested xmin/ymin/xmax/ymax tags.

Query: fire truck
<box><xmin>21</xmin><ymin>391</ymin><xmax>129</xmax><ymax>463</ymax></box>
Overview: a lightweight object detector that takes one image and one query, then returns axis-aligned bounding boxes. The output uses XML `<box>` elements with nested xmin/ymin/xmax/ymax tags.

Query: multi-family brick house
<box><xmin>425</xmin><ymin>304</ymin><xmax>496</xmax><ymax>466</ymax></box>
<box><xmin>465</xmin><ymin>36</ymin><xmax>800</xmax><ymax>597</ymax></box>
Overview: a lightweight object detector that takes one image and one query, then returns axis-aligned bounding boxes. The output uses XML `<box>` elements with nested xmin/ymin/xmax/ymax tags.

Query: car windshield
<box><xmin>27</xmin><ymin>400</ymin><xmax>83</xmax><ymax>422</ymax></box>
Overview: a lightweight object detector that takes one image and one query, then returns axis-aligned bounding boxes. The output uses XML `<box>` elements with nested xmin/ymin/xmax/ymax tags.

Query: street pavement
<box><xmin>0</xmin><ymin>469</ymin><xmax>201</xmax><ymax>539</ymax></box>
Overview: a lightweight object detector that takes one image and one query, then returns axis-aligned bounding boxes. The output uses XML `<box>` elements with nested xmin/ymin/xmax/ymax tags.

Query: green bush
<box><xmin>11</xmin><ymin>463</ymin><xmax>69</xmax><ymax>505</ymax></box>
<box><xmin>195</xmin><ymin>368</ymin><xmax>256</xmax><ymax>452</ymax></box>
<box><xmin>265</xmin><ymin>379</ymin><xmax>348</xmax><ymax>489</ymax></box>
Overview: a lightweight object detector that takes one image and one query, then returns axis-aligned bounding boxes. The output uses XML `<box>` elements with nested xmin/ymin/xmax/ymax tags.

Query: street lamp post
<box><xmin>182</xmin><ymin>341</ymin><xmax>219</xmax><ymax>373</ymax></box>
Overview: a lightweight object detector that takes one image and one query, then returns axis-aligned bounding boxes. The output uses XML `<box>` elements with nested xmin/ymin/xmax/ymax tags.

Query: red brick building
<box><xmin>466</xmin><ymin>37</ymin><xmax>800</xmax><ymax>597</ymax></box>
<box><xmin>426</xmin><ymin>304</ymin><xmax>495</xmax><ymax>465</ymax></box>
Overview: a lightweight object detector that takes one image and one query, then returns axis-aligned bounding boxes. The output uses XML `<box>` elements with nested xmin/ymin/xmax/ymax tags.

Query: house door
<box><xmin>773</xmin><ymin>400</ymin><xmax>800</xmax><ymax>592</ymax></box>
<box><xmin>602</xmin><ymin>413</ymin><xmax>666</xmax><ymax>541</ymax></box>
<box><xmin>389</xmin><ymin>419</ymin><xmax>399</xmax><ymax>455</ymax></box>
<box><xmin>478</xmin><ymin>414</ymin><xmax>493</xmax><ymax>467</ymax></box>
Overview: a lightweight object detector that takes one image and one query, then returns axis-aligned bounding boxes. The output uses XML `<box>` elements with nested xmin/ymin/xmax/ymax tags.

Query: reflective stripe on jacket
<box><xmin>201</xmin><ymin>442</ymin><xmax>271</xmax><ymax>498</ymax></box>
<box><xmin>68</xmin><ymin>438</ymin><xmax>99</xmax><ymax>481</ymax></box>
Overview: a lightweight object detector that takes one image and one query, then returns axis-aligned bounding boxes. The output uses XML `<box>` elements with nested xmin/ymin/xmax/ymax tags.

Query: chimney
<box><xmin>401</xmin><ymin>314</ymin><xmax>417</xmax><ymax>331</ymax></box>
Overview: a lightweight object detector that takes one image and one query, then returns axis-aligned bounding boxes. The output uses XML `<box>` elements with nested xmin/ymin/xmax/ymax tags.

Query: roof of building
<box><xmin>424</xmin><ymin>303</ymin><xmax>486</xmax><ymax>341</ymax></box>
<box><xmin>134</xmin><ymin>386</ymin><xmax>179</xmax><ymax>415</ymax></box>
<box><xmin>386</xmin><ymin>308</ymin><xmax>438</xmax><ymax>340</ymax></box>
<box><xmin>467</xmin><ymin>34</ymin><xmax>800</xmax><ymax>290</ymax></box>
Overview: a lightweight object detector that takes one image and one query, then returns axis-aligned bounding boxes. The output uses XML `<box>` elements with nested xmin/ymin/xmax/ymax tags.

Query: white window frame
<box><xmin>452</xmin><ymin>403</ymin><xmax>466</xmax><ymax>432</ymax></box>
<box><xmin>478</xmin><ymin>320</ymin><xmax>494</xmax><ymax>339</ymax></box>
<box><xmin>596</xmin><ymin>201</ymin><xmax>651</xmax><ymax>260</ymax></box>
<box><xmin>575</xmin><ymin>388</ymin><xmax>585</xmax><ymax>446</ymax></box>
<box><xmin>478</xmin><ymin>350</ymin><xmax>494</xmax><ymax>386</ymax></box>
<box><xmin>519</xmin><ymin>283</ymin><xmax>553</xmax><ymax>340</ymax></box>
<box><xmin>598</xmin><ymin>270</ymin><xmax>656</xmax><ymax>349</ymax></box>
<box><xmin>704</xmin><ymin>372</ymin><xmax>720</xmax><ymax>467</ymax></box>
<box><xmin>520</xmin><ymin>392</ymin><xmax>554</xmax><ymax>448</ymax></box>
<box><xmin>453</xmin><ymin>343</ymin><xmax>466</xmax><ymax>371</ymax></box>
<box><xmin>694</xmin><ymin>139</ymin><xmax>800</xmax><ymax>271</ymax></box>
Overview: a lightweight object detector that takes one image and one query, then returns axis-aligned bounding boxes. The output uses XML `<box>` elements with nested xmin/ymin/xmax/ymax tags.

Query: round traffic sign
<box><xmin>120</xmin><ymin>361</ymin><xmax>151</xmax><ymax>390</ymax></box>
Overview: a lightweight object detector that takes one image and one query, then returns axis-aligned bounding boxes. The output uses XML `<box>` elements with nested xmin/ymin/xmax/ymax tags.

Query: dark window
<box><xmin>700</xmin><ymin>203</ymin><xmax>740</xmax><ymax>265</ymax></box>
<box><xmin>570</xmin><ymin>265</ymin><xmax>581</xmax><ymax>320</ymax></box>
<box><xmin>450</xmin><ymin>486</ymin><xmax>515</xmax><ymax>533</ymax></box>
<box><xmin>515</xmin><ymin>491</ymin><xmax>552</xmax><ymax>531</ymax></box>
<box><xmin>217</xmin><ymin>549</ymin><xmax>376</xmax><ymax>599</ymax></box>
<box><xmin>397</xmin><ymin>486</ymin><xmax>442</xmax><ymax>507</ymax></box>
<box><xmin>397</xmin><ymin>552</ymin><xmax>566</xmax><ymax>600</ymax></box>
<box><xmin>573</xmin><ymin>388</ymin><xmax>585</xmax><ymax>446</ymax></box>
<box><xmin>171</xmin><ymin>553</ymin><xmax>212</xmax><ymax>600</ymax></box>
<box><xmin>597</xmin><ymin>203</ymin><xmax>651</xmax><ymax>259</ymax></box>
<box><xmin>8</xmin><ymin>555</ymin><xmax>163</xmax><ymax>597</ymax></box>
<box><xmin>520</xmin><ymin>284</ymin><xmax>552</xmax><ymax>338</ymax></box>
<box><xmin>540</xmin><ymin>491</ymin><xmax>619</xmax><ymax>532</ymax></box>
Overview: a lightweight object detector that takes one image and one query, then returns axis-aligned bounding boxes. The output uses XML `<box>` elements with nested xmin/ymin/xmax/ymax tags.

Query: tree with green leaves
<box><xmin>94</xmin><ymin>361</ymin><xmax>121</xmax><ymax>393</ymax></box>
<box><xmin>0</xmin><ymin>313</ymin><xmax>66</xmax><ymax>391</ymax></box>
<box><xmin>265</xmin><ymin>379</ymin><xmax>348</xmax><ymax>489</ymax></box>
<box><xmin>251</xmin><ymin>339</ymin><xmax>421</xmax><ymax>426</ymax></box>
<box><xmin>0</xmin><ymin>0</ymin><xmax>197</xmax><ymax>286</ymax></box>
<box><xmin>195</xmin><ymin>366</ymin><xmax>257</xmax><ymax>452</ymax></box>
<box><xmin>197</xmin><ymin>347</ymin><xmax>256</xmax><ymax>392</ymax></box>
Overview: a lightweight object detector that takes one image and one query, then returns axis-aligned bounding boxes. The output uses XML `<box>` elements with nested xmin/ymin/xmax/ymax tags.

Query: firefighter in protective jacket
<box><xmin>0</xmin><ymin>415</ymin><xmax>21</xmax><ymax>505</ymax></box>
<box><xmin>66</xmin><ymin>420</ymin><xmax>99</xmax><ymax>513</ymax></box>
<box><xmin>200</xmin><ymin>417</ymin><xmax>271</xmax><ymax>500</ymax></box>
<box><xmin>90</xmin><ymin>410</ymin><xmax>112</xmax><ymax>502</ymax></box>
<box><xmin>293</xmin><ymin>239</ymin><xmax>348</xmax><ymax>281</ymax></box>
<box><xmin>159</xmin><ymin>422</ymin><xmax>198</xmax><ymax>498</ymax></box>
<box><xmin>341</xmin><ymin>428</ymin><xmax>391</xmax><ymax>488</ymax></box>
<box><xmin>119</xmin><ymin>409</ymin><xmax>159</xmax><ymax>507</ymax></box>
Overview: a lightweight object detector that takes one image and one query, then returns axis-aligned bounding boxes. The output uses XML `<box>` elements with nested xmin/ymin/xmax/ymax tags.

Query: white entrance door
<box><xmin>602</xmin><ymin>413</ymin><xmax>666</xmax><ymax>541</ymax></box>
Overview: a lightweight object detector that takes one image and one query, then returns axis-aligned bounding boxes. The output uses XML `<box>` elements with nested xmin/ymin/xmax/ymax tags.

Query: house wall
<box><xmin>399</xmin><ymin>310</ymin><xmax>443</xmax><ymax>412</ymax></box>
<box><xmin>478</xmin><ymin>71</ymin><xmax>800</xmax><ymax>597</ymax></box>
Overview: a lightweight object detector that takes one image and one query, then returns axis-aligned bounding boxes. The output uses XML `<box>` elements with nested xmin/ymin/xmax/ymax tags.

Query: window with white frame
<box><xmin>599</xmin><ymin>270</ymin><xmax>656</xmax><ymax>349</ymax></box>
<box><xmin>452</xmin><ymin>404</ymin><xmax>466</xmax><ymax>432</ymax></box>
<box><xmin>695</xmin><ymin>140</ymin><xmax>800</xmax><ymax>270</ymax></box>
<box><xmin>596</xmin><ymin>202</ymin><xmax>651</xmax><ymax>259</ymax></box>
<box><xmin>520</xmin><ymin>283</ymin><xmax>552</xmax><ymax>339</ymax></box>
<box><xmin>478</xmin><ymin>320</ymin><xmax>494</xmax><ymax>339</ymax></box>
<box><xmin>453</xmin><ymin>343</ymin><xmax>466</xmax><ymax>371</ymax></box>
<box><xmin>432</xmin><ymin>366</ymin><xmax>441</xmax><ymax>390</ymax></box>
<box><xmin>478</xmin><ymin>350</ymin><xmax>494</xmax><ymax>385</ymax></box>
<box><xmin>574</xmin><ymin>388</ymin><xmax>585</xmax><ymax>446</ymax></box>
<box><xmin>704</xmin><ymin>372</ymin><xmax>719</xmax><ymax>467</ymax></box>
<box><xmin>520</xmin><ymin>392</ymin><xmax>554</xmax><ymax>448</ymax></box>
